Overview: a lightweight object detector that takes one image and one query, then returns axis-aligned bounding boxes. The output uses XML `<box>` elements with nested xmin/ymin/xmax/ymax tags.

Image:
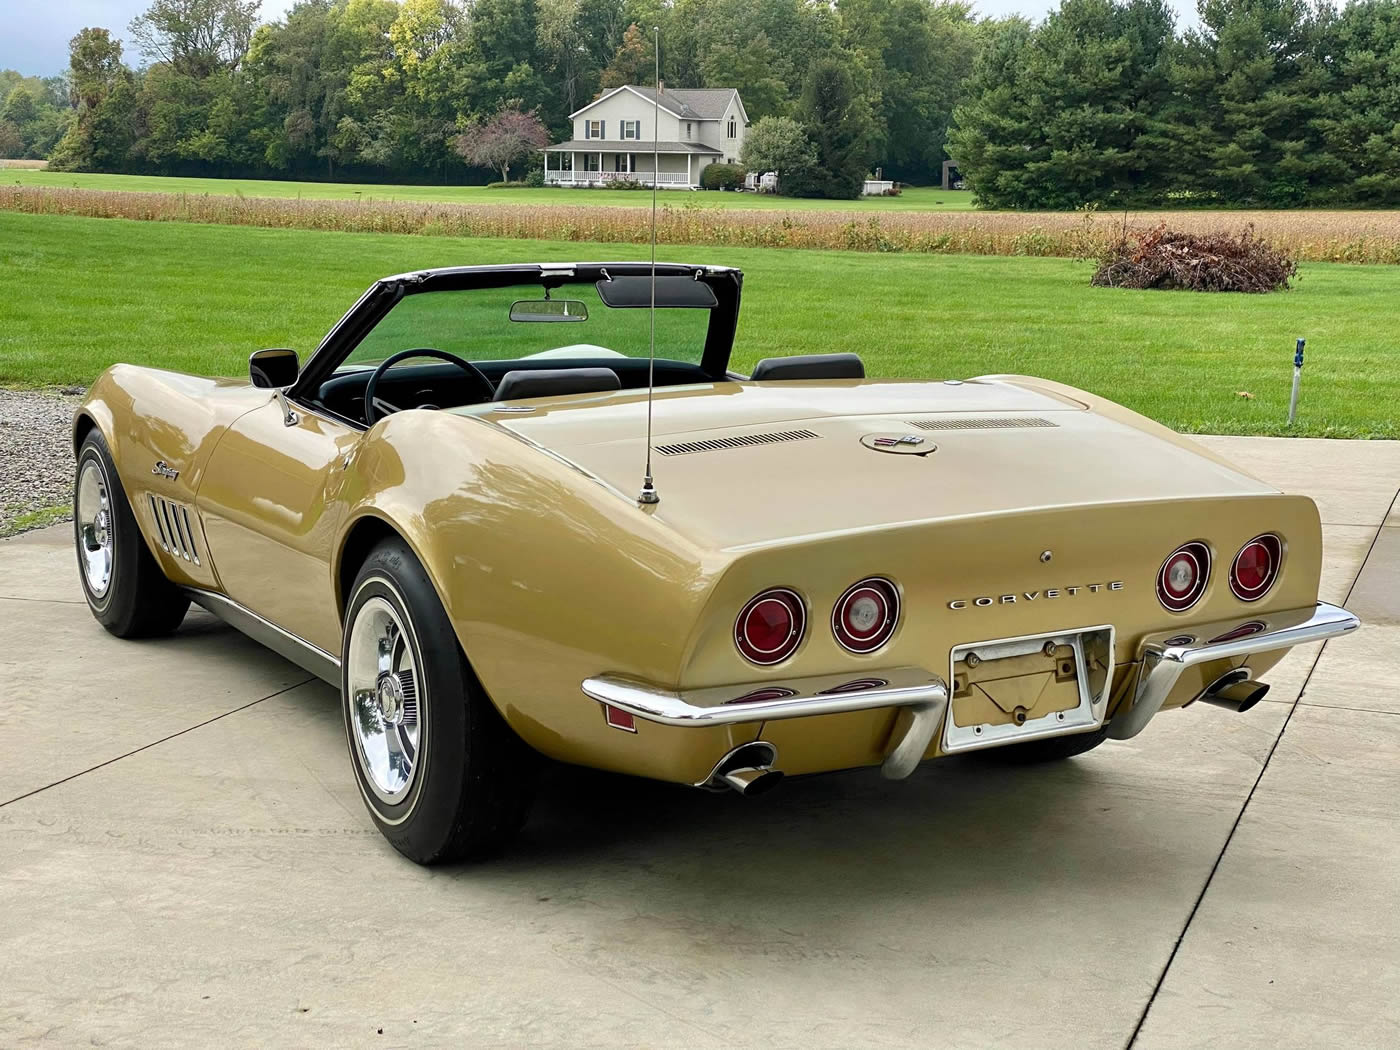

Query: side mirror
<box><xmin>250</xmin><ymin>348</ymin><xmax>299</xmax><ymax>388</ymax></box>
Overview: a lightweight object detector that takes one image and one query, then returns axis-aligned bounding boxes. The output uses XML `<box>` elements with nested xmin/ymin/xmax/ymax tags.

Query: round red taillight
<box><xmin>1157</xmin><ymin>542</ymin><xmax>1210</xmax><ymax>612</ymax></box>
<box><xmin>832</xmin><ymin>577</ymin><xmax>900</xmax><ymax>654</ymax></box>
<box><xmin>1230</xmin><ymin>534</ymin><xmax>1282</xmax><ymax>601</ymax></box>
<box><xmin>734</xmin><ymin>588</ymin><xmax>806</xmax><ymax>665</ymax></box>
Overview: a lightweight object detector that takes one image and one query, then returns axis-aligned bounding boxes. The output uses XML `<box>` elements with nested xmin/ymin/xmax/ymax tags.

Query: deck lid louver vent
<box><xmin>654</xmin><ymin>428</ymin><xmax>821</xmax><ymax>456</ymax></box>
<box><xmin>906</xmin><ymin>417</ymin><xmax>1058</xmax><ymax>431</ymax></box>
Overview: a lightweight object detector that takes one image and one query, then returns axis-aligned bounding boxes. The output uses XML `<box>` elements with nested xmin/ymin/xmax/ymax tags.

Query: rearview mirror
<box><xmin>250</xmin><ymin>348</ymin><xmax>299</xmax><ymax>388</ymax></box>
<box><xmin>510</xmin><ymin>299</ymin><xmax>588</xmax><ymax>323</ymax></box>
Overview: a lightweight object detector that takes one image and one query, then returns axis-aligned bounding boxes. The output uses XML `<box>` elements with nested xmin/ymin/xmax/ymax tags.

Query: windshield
<box><xmin>338</xmin><ymin>282</ymin><xmax>711</xmax><ymax>372</ymax></box>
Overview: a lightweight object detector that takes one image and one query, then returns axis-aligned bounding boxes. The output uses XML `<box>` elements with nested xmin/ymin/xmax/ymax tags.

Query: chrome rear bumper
<box><xmin>1107</xmin><ymin>601</ymin><xmax>1360</xmax><ymax>740</ymax></box>
<box><xmin>582</xmin><ymin>602</ymin><xmax>1359</xmax><ymax>781</ymax></box>
<box><xmin>581</xmin><ymin>668</ymin><xmax>949</xmax><ymax>780</ymax></box>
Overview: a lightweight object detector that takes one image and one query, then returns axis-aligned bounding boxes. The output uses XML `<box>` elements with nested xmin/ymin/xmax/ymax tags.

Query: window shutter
<box><xmin>600</xmin><ymin>120</ymin><xmax>606</xmax><ymax>139</ymax></box>
<box><xmin>584</xmin><ymin>122</ymin><xmax>590</xmax><ymax>140</ymax></box>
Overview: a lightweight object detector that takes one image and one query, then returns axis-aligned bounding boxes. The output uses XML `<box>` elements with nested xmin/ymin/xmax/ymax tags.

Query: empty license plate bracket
<box><xmin>943</xmin><ymin>625</ymin><xmax>1116</xmax><ymax>754</ymax></box>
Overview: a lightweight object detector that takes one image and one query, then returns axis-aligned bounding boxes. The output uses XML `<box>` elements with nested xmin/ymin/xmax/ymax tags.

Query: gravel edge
<box><xmin>1</xmin><ymin>388</ymin><xmax>83</xmax><ymax>538</ymax></box>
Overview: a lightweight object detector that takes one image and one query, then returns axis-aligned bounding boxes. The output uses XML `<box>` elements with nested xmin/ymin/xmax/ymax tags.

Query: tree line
<box><xmin>951</xmin><ymin>0</ymin><xmax>1400</xmax><ymax>207</ymax></box>
<box><xmin>5</xmin><ymin>0</ymin><xmax>1400</xmax><ymax>207</ymax></box>
<box><xmin>9</xmin><ymin>0</ymin><xmax>984</xmax><ymax>189</ymax></box>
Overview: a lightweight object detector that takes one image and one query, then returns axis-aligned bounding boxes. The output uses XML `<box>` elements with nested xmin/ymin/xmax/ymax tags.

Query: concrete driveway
<box><xmin>2</xmin><ymin>436</ymin><xmax>1397</xmax><ymax>1049</ymax></box>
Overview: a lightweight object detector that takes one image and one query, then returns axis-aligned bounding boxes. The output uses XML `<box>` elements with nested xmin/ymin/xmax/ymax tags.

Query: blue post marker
<box><xmin>1288</xmin><ymin>338</ymin><xmax>1305</xmax><ymax>425</ymax></box>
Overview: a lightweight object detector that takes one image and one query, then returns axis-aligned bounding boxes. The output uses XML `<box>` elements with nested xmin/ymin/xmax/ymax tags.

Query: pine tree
<box><xmin>791</xmin><ymin>56</ymin><xmax>874</xmax><ymax>199</ymax></box>
<box><xmin>948</xmin><ymin>0</ymin><xmax>1174</xmax><ymax>209</ymax></box>
<box><xmin>1314</xmin><ymin>0</ymin><xmax>1400</xmax><ymax>204</ymax></box>
<box><xmin>1167</xmin><ymin>0</ymin><xmax>1329</xmax><ymax>205</ymax></box>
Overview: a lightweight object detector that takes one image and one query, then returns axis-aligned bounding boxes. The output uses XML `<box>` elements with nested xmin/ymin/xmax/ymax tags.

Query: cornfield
<box><xmin>6</xmin><ymin>184</ymin><xmax>1400</xmax><ymax>263</ymax></box>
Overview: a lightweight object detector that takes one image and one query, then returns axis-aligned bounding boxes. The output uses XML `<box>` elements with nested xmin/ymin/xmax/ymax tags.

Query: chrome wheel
<box><xmin>75</xmin><ymin>457</ymin><xmax>114</xmax><ymax>597</ymax></box>
<box><xmin>346</xmin><ymin>594</ymin><xmax>422</xmax><ymax>805</ymax></box>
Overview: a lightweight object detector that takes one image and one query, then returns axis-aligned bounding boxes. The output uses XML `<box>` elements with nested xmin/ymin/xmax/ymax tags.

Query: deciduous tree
<box><xmin>128</xmin><ymin>0</ymin><xmax>262</xmax><ymax>77</ymax></box>
<box><xmin>452</xmin><ymin>105</ymin><xmax>550</xmax><ymax>181</ymax></box>
<box><xmin>739</xmin><ymin>114</ymin><xmax>815</xmax><ymax>190</ymax></box>
<box><xmin>600</xmin><ymin>23</ymin><xmax>654</xmax><ymax>88</ymax></box>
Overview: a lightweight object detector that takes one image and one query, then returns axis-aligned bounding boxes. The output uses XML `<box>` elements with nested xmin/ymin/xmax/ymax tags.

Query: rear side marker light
<box><xmin>603</xmin><ymin>705</ymin><xmax>636</xmax><ymax>732</ymax></box>
<box><xmin>832</xmin><ymin>577</ymin><xmax>900</xmax><ymax>654</ymax></box>
<box><xmin>817</xmin><ymin>678</ymin><xmax>890</xmax><ymax>694</ymax></box>
<box><xmin>735</xmin><ymin>588</ymin><xmax>806</xmax><ymax>666</ymax></box>
<box><xmin>1208</xmin><ymin>620</ymin><xmax>1268</xmax><ymax>644</ymax></box>
<box><xmin>1230</xmin><ymin>534</ymin><xmax>1282</xmax><ymax>601</ymax></box>
<box><xmin>1157</xmin><ymin>541</ymin><xmax>1210</xmax><ymax>612</ymax></box>
<box><xmin>725</xmin><ymin>687</ymin><xmax>797</xmax><ymax>705</ymax></box>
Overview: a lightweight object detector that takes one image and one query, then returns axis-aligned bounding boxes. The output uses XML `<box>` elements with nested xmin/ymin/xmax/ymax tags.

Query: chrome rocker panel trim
<box><xmin>1108</xmin><ymin>601</ymin><xmax>1360</xmax><ymax>740</ymax></box>
<box><xmin>581</xmin><ymin>667</ymin><xmax>949</xmax><ymax>780</ymax></box>
<box><xmin>185</xmin><ymin>587</ymin><xmax>341</xmax><ymax>685</ymax></box>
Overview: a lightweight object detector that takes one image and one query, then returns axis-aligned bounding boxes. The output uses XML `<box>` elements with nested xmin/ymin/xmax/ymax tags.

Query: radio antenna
<box><xmin>637</xmin><ymin>25</ymin><xmax>661</xmax><ymax>506</ymax></box>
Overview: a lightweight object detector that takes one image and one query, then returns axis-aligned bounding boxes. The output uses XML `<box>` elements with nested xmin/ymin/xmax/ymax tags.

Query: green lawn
<box><xmin>1</xmin><ymin>211</ymin><xmax>1395</xmax><ymax>437</ymax></box>
<box><xmin>3</xmin><ymin>169</ymin><xmax>975</xmax><ymax>212</ymax></box>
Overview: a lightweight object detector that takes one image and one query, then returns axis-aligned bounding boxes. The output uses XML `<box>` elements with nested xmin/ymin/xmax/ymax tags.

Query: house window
<box><xmin>584</xmin><ymin>154</ymin><xmax>600</xmax><ymax>172</ymax></box>
<box><xmin>728</xmin><ymin>118</ymin><xmax>736</xmax><ymax>138</ymax></box>
<box><xmin>685</xmin><ymin>122</ymin><xmax>692</xmax><ymax>139</ymax></box>
<box><xmin>587</xmin><ymin>119</ymin><xmax>603</xmax><ymax>139</ymax></box>
<box><xmin>622</xmin><ymin>120</ymin><xmax>641</xmax><ymax>140</ymax></box>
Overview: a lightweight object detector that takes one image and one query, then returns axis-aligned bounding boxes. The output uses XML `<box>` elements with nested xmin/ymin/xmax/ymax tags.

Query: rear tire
<box><xmin>74</xmin><ymin>430</ymin><xmax>190</xmax><ymax>638</ymax></box>
<box><xmin>341</xmin><ymin>537</ymin><xmax>537</xmax><ymax>864</ymax></box>
<box><xmin>974</xmin><ymin>726</ymin><xmax>1110</xmax><ymax>764</ymax></box>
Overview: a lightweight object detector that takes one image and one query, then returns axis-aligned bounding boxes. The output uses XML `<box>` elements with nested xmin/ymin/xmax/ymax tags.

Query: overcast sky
<box><xmin>1</xmin><ymin>0</ymin><xmax>1198</xmax><ymax>79</ymax></box>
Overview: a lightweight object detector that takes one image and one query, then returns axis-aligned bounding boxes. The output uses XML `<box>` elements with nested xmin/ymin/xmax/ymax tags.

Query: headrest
<box><xmin>494</xmin><ymin>367</ymin><xmax>622</xmax><ymax>402</ymax></box>
<box><xmin>749</xmin><ymin>353</ymin><xmax>865</xmax><ymax>381</ymax></box>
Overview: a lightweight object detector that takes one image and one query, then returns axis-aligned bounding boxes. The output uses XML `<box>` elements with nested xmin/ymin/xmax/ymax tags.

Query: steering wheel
<box><xmin>362</xmin><ymin>348</ymin><xmax>496</xmax><ymax>425</ymax></box>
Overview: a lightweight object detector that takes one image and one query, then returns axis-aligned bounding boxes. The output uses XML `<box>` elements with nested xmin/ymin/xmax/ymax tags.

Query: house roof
<box><xmin>629</xmin><ymin>86</ymin><xmax>739</xmax><ymax>120</ymax></box>
<box><xmin>545</xmin><ymin>140</ymin><xmax>723</xmax><ymax>154</ymax></box>
<box><xmin>568</xmin><ymin>85</ymin><xmax>744</xmax><ymax>122</ymax></box>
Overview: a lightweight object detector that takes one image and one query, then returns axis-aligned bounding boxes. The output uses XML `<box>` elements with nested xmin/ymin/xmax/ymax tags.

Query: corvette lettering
<box><xmin>948</xmin><ymin>581</ymin><xmax>1123</xmax><ymax>609</ymax></box>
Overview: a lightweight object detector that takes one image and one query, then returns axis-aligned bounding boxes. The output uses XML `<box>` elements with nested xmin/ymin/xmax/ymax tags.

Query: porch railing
<box><xmin>545</xmin><ymin>170</ymin><xmax>691</xmax><ymax>186</ymax></box>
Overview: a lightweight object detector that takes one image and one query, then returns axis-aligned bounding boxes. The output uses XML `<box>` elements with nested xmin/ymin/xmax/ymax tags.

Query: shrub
<box><xmin>1090</xmin><ymin>223</ymin><xmax>1298</xmax><ymax>293</ymax></box>
<box><xmin>486</xmin><ymin>180</ymin><xmax>528</xmax><ymax>189</ymax></box>
<box><xmin>524</xmin><ymin>169</ymin><xmax>544</xmax><ymax>187</ymax></box>
<box><xmin>609</xmin><ymin>177</ymin><xmax>645</xmax><ymax>191</ymax></box>
<box><xmin>701</xmin><ymin>163</ymin><xmax>745</xmax><ymax>191</ymax></box>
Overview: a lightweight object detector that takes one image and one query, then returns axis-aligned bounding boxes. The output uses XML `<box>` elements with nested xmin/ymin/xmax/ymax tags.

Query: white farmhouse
<box><xmin>544</xmin><ymin>84</ymin><xmax>748</xmax><ymax>189</ymax></box>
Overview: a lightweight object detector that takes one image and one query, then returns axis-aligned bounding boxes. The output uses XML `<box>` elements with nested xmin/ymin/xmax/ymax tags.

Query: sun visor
<box><xmin>595</xmin><ymin>276</ymin><xmax>718</xmax><ymax>309</ymax></box>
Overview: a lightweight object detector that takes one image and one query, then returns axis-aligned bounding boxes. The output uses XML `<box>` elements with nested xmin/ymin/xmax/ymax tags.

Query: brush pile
<box><xmin>1091</xmin><ymin>223</ymin><xmax>1298</xmax><ymax>292</ymax></box>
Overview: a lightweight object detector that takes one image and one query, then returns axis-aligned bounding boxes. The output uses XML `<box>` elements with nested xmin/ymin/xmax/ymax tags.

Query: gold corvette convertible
<box><xmin>72</xmin><ymin>261</ymin><xmax>1359</xmax><ymax>864</ymax></box>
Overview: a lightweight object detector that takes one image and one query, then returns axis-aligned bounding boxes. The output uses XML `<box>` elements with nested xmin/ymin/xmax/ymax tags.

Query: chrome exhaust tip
<box><xmin>1198</xmin><ymin>670</ymin><xmax>1270</xmax><ymax>713</ymax></box>
<box><xmin>697</xmin><ymin>741</ymin><xmax>783</xmax><ymax>796</ymax></box>
<box><xmin>720</xmin><ymin>766</ymin><xmax>785</xmax><ymax>797</ymax></box>
<box><xmin>1202</xmin><ymin>678</ymin><xmax>1270</xmax><ymax>713</ymax></box>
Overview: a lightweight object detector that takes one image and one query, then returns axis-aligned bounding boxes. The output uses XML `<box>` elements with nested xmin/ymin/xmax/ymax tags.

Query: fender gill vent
<box><xmin>147</xmin><ymin>494</ymin><xmax>200</xmax><ymax>566</ymax></box>
<box><xmin>654</xmin><ymin>428</ymin><xmax>820</xmax><ymax>456</ymax></box>
<box><xmin>906</xmin><ymin>416</ymin><xmax>1058</xmax><ymax>431</ymax></box>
